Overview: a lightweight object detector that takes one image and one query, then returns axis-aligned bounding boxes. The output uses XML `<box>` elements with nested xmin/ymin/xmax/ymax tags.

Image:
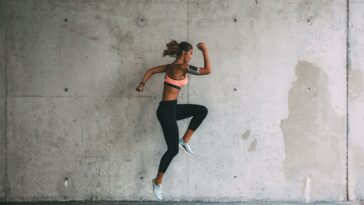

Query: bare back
<box><xmin>162</xmin><ymin>64</ymin><xmax>187</xmax><ymax>100</ymax></box>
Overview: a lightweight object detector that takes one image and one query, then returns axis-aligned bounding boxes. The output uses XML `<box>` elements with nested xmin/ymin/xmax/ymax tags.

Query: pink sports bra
<box><xmin>163</xmin><ymin>64</ymin><xmax>200</xmax><ymax>90</ymax></box>
<box><xmin>164</xmin><ymin>65</ymin><xmax>188</xmax><ymax>90</ymax></box>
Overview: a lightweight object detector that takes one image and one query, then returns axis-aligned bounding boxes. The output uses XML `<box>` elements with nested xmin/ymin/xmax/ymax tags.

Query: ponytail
<box><xmin>162</xmin><ymin>40</ymin><xmax>179</xmax><ymax>57</ymax></box>
<box><xmin>162</xmin><ymin>40</ymin><xmax>193</xmax><ymax>57</ymax></box>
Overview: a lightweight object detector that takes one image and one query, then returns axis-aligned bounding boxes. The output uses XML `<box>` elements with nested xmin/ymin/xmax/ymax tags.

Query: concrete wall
<box><xmin>0</xmin><ymin>0</ymin><xmax>361</xmax><ymax>202</ymax></box>
<box><xmin>349</xmin><ymin>0</ymin><xmax>364</xmax><ymax>202</ymax></box>
<box><xmin>0</xmin><ymin>0</ymin><xmax>7</xmax><ymax>201</ymax></box>
<box><xmin>188</xmin><ymin>0</ymin><xmax>347</xmax><ymax>202</ymax></box>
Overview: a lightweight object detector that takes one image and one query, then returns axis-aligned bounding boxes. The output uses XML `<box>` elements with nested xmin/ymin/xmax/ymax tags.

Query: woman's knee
<box><xmin>168</xmin><ymin>145</ymin><xmax>179</xmax><ymax>157</ymax></box>
<box><xmin>200</xmin><ymin>105</ymin><xmax>208</xmax><ymax>117</ymax></box>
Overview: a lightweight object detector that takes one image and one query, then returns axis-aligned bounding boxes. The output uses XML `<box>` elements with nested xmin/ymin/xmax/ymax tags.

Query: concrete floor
<box><xmin>0</xmin><ymin>201</ymin><xmax>362</xmax><ymax>205</ymax></box>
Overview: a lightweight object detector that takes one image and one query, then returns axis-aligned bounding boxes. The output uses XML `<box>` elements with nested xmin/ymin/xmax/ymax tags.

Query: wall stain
<box><xmin>294</xmin><ymin>1</ymin><xmax>332</xmax><ymax>25</ymax></box>
<box><xmin>56</xmin><ymin>173</ymin><xmax>76</xmax><ymax>199</ymax></box>
<box><xmin>248</xmin><ymin>139</ymin><xmax>257</xmax><ymax>152</ymax></box>
<box><xmin>103</xmin><ymin>16</ymin><xmax>134</xmax><ymax>53</ymax></box>
<box><xmin>280</xmin><ymin>61</ymin><xmax>345</xmax><ymax>181</ymax></box>
<box><xmin>62</xmin><ymin>25</ymin><xmax>121</xmax><ymax>52</ymax></box>
<box><xmin>351</xmin><ymin>144</ymin><xmax>364</xmax><ymax>200</ymax></box>
<box><xmin>47</xmin><ymin>1</ymin><xmax>119</xmax><ymax>14</ymax></box>
<box><xmin>241</xmin><ymin>130</ymin><xmax>250</xmax><ymax>140</ymax></box>
<box><xmin>62</xmin><ymin>25</ymin><xmax>98</xmax><ymax>42</ymax></box>
<box><xmin>355</xmin><ymin>179</ymin><xmax>364</xmax><ymax>201</ymax></box>
<box><xmin>246</xmin><ymin>2</ymin><xmax>262</xmax><ymax>19</ymax></box>
<box><xmin>349</xmin><ymin>69</ymin><xmax>363</xmax><ymax>100</ymax></box>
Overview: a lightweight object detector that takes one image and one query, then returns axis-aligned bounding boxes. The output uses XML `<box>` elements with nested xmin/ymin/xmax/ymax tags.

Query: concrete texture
<box><xmin>0</xmin><ymin>0</ymin><xmax>8</xmax><ymax>201</ymax></box>
<box><xmin>5</xmin><ymin>0</ymin><xmax>188</xmax><ymax>202</ymax></box>
<box><xmin>0</xmin><ymin>0</ymin><xmax>362</xmax><ymax>203</ymax></box>
<box><xmin>188</xmin><ymin>0</ymin><xmax>346</xmax><ymax>201</ymax></box>
<box><xmin>0</xmin><ymin>202</ymin><xmax>361</xmax><ymax>205</ymax></box>
<box><xmin>348</xmin><ymin>0</ymin><xmax>364</xmax><ymax>202</ymax></box>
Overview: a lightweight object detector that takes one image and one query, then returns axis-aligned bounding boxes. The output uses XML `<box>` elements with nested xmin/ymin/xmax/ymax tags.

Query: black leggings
<box><xmin>156</xmin><ymin>100</ymin><xmax>208</xmax><ymax>173</ymax></box>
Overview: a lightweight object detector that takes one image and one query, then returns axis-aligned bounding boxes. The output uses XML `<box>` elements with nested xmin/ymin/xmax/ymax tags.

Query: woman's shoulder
<box><xmin>169</xmin><ymin>63</ymin><xmax>189</xmax><ymax>71</ymax></box>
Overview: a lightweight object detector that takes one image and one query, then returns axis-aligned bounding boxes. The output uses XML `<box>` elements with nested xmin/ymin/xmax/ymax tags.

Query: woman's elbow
<box><xmin>206</xmin><ymin>67</ymin><xmax>212</xmax><ymax>74</ymax></box>
<box><xmin>147</xmin><ymin>69</ymin><xmax>155</xmax><ymax>75</ymax></box>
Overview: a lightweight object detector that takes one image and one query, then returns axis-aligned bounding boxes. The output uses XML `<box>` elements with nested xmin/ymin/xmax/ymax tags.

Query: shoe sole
<box><xmin>179</xmin><ymin>143</ymin><xmax>194</xmax><ymax>157</ymax></box>
<box><xmin>151</xmin><ymin>180</ymin><xmax>162</xmax><ymax>200</ymax></box>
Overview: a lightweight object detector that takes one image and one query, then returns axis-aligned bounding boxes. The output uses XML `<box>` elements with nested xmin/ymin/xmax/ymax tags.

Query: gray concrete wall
<box><xmin>188</xmin><ymin>0</ymin><xmax>347</xmax><ymax>202</ymax></box>
<box><xmin>0</xmin><ymin>0</ymin><xmax>7</xmax><ymax>201</ymax></box>
<box><xmin>349</xmin><ymin>0</ymin><xmax>364</xmax><ymax>202</ymax></box>
<box><xmin>0</xmin><ymin>0</ymin><xmax>361</xmax><ymax>203</ymax></box>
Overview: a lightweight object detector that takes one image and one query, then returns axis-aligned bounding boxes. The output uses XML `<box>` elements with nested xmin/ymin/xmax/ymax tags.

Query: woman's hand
<box><xmin>197</xmin><ymin>42</ymin><xmax>207</xmax><ymax>52</ymax></box>
<box><xmin>136</xmin><ymin>83</ymin><xmax>144</xmax><ymax>92</ymax></box>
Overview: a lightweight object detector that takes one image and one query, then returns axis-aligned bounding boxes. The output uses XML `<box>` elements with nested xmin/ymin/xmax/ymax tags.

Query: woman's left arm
<box><xmin>187</xmin><ymin>43</ymin><xmax>211</xmax><ymax>75</ymax></box>
<box><xmin>199</xmin><ymin>47</ymin><xmax>212</xmax><ymax>75</ymax></box>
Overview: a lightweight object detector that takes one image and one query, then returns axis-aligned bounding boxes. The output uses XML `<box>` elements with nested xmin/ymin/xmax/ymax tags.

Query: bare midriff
<box><xmin>162</xmin><ymin>85</ymin><xmax>181</xmax><ymax>101</ymax></box>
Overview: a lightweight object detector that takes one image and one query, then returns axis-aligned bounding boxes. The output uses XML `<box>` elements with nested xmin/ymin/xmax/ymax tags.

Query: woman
<box><xmin>135</xmin><ymin>40</ymin><xmax>211</xmax><ymax>200</ymax></box>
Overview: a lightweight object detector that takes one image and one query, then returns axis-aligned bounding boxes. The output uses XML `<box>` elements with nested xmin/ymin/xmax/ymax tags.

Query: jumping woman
<box><xmin>135</xmin><ymin>40</ymin><xmax>211</xmax><ymax>200</ymax></box>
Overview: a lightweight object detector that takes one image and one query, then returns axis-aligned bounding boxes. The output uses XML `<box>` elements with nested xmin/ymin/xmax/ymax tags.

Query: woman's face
<box><xmin>183</xmin><ymin>49</ymin><xmax>193</xmax><ymax>63</ymax></box>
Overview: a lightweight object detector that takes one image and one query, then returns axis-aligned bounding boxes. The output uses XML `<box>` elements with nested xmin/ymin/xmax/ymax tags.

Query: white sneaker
<box><xmin>151</xmin><ymin>178</ymin><xmax>163</xmax><ymax>200</ymax></box>
<box><xmin>179</xmin><ymin>138</ymin><xmax>195</xmax><ymax>156</ymax></box>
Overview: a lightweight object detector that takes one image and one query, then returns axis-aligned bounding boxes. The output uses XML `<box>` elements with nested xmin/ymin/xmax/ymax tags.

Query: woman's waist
<box><xmin>159</xmin><ymin>99</ymin><xmax>177</xmax><ymax>104</ymax></box>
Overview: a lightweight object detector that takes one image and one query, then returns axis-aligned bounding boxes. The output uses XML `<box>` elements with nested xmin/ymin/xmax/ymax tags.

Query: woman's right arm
<box><xmin>136</xmin><ymin>64</ymin><xmax>168</xmax><ymax>92</ymax></box>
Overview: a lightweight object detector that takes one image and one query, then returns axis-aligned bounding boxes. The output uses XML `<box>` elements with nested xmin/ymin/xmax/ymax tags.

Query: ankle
<box><xmin>155</xmin><ymin>179</ymin><xmax>162</xmax><ymax>185</ymax></box>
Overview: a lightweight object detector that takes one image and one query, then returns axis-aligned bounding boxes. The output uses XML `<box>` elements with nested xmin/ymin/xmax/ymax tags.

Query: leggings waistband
<box><xmin>159</xmin><ymin>99</ymin><xmax>177</xmax><ymax>105</ymax></box>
